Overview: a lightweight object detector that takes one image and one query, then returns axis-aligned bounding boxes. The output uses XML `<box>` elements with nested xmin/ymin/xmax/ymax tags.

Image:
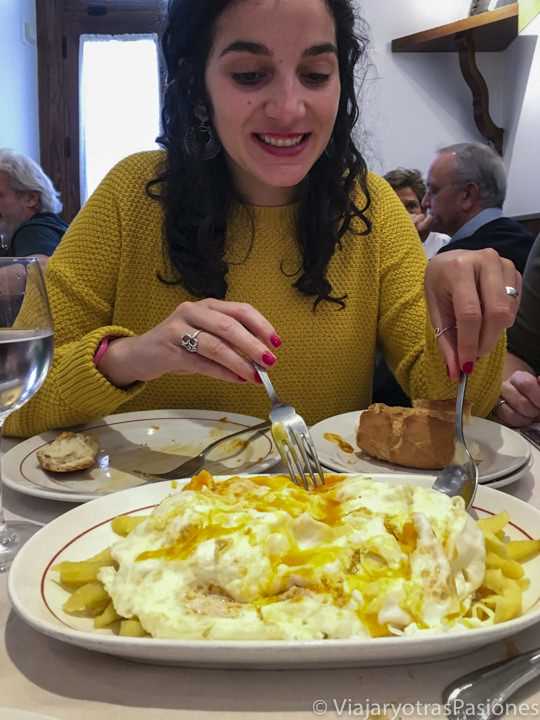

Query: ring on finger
<box><xmin>179</xmin><ymin>329</ymin><xmax>202</xmax><ymax>353</ymax></box>
<box><xmin>434</xmin><ymin>324</ymin><xmax>456</xmax><ymax>339</ymax></box>
<box><xmin>505</xmin><ymin>286</ymin><xmax>519</xmax><ymax>298</ymax></box>
<box><xmin>495</xmin><ymin>398</ymin><xmax>507</xmax><ymax>410</ymax></box>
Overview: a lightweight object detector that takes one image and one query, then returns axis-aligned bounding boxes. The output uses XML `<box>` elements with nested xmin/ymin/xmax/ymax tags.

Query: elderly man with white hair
<box><xmin>423</xmin><ymin>142</ymin><xmax>534</xmax><ymax>274</ymax></box>
<box><xmin>0</xmin><ymin>148</ymin><xmax>68</xmax><ymax>261</ymax></box>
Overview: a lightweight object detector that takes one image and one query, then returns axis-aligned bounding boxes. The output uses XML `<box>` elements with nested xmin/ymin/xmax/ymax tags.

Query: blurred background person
<box><xmin>423</xmin><ymin>142</ymin><xmax>534</xmax><ymax>273</ymax></box>
<box><xmin>0</xmin><ymin>148</ymin><xmax>68</xmax><ymax>263</ymax></box>
<box><xmin>384</xmin><ymin>167</ymin><xmax>449</xmax><ymax>258</ymax></box>
<box><xmin>494</xmin><ymin>233</ymin><xmax>540</xmax><ymax>427</ymax></box>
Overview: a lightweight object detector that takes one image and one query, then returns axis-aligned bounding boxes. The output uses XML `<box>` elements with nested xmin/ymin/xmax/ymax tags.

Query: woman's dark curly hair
<box><xmin>147</xmin><ymin>0</ymin><xmax>371</xmax><ymax>308</ymax></box>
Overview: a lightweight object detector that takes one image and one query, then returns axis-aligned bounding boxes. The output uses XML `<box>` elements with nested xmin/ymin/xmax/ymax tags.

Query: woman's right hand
<box><xmin>96</xmin><ymin>299</ymin><xmax>282</xmax><ymax>387</ymax></box>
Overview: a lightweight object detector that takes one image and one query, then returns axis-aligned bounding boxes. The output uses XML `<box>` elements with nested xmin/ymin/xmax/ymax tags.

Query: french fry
<box><xmin>94</xmin><ymin>601</ymin><xmax>121</xmax><ymax>629</ymax></box>
<box><xmin>494</xmin><ymin>581</ymin><xmax>522</xmax><ymax>623</ymax></box>
<box><xmin>63</xmin><ymin>581</ymin><xmax>110</xmax><ymax>615</ymax></box>
<box><xmin>477</xmin><ymin>512</ymin><xmax>510</xmax><ymax>535</ymax></box>
<box><xmin>111</xmin><ymin>515</ymin><xmax>146</xmax><ymax>537</ymax></box>
<box><xmin>483</xmin><ymin>531</ymin><xmax>508</xmax><ymax>558</ymax></box>
<box><xmin>85</xmin><ymin>548</ymin><xmax>114</xmax><ymax>564</ymax></box>
<box><xmin>486</xmin><ymin>552</ymin><xmax>524</xmax><ymax>579</ymax></box>
<box><xmin>54</xmin><ymin>547</ymin><xmax>115</xmax><ymax>588</ymax></box>
<box><xmin>119</xmin><ymin>619</ymin><xmax>148</xmax><ymax>637</ymax></box>
<box><xmin>55</xmin><ymin>559</ymin><xmax>112</xmax><ymax>588</ymax></box>
<box><xmin>506</xmin><ymin>539</ymin><xmax>540</xmax><ymax>562</ymax></box>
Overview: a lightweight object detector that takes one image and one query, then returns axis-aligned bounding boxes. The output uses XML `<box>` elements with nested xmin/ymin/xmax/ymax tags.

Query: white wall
<box><xmin>503</xmin><ymin>14</ymin><xmax>540</xmax><ymax>216</ymax></box>
<box><xmin>0</xmin><ymin>0</ymin><xmax>39</xmax><ymax>159</ymax></box>
<box><xmin>357</xmin><ymin>0</ymin><xmax>539</xmax><ymax>217</ymax></box>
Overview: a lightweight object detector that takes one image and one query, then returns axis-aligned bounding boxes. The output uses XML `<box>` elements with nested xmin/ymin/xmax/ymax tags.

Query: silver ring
<box><xmin>505</xmin><ymin>286</ymin><xmax>519</xmax><ymax>298</ymax></box>
<box><xmin>495</xmin><ymin>398</ymin><xmax>507</xmax><ymax>410</ymax></box>
<box><xmin>179</xmin><ymin>329</ymin><xmax>201</xmax><ymax>353</ymax></box>
<box><xmin>435</xmin><ymin>324</ymin><xmax>455</xmax><ymax>339</ymax></box>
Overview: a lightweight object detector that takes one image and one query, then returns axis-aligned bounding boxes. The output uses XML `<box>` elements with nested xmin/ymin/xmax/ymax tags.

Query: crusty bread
<box><xmin>411</xmin><ymin>398</ymin><xmax>471</xmax><ymax>423</ymax></box>
<box><xmin>356</xmin><ymin>400</ymin><xmax>471</xmax><ymax>470</ymax></box>
<box><xmin>36</xmin><ymin>431</ymin><xmax>100</xmax><ymax>473</ymax></box>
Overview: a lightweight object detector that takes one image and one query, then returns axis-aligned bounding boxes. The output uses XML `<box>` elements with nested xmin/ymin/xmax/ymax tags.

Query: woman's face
<box><xmin>205</xmin><ymin>0</ymin><xmax>341</xmax><ymax>206</ymax></box>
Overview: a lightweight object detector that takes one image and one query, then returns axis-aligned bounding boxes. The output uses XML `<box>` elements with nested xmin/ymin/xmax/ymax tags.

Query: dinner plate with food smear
<box><xmin>8</xmin><ymin>472</ymin><xmax>540</xmax><ymax>668</ymax></box>
<box><xmin>2</xmin><ymin>409</ymin><xmax>279</xmax><ymax>503</ymax></box>
<box><xmin>310</xmin><ymin>402</ymin><xmax>532</xmax><ymax>488</ymax></box>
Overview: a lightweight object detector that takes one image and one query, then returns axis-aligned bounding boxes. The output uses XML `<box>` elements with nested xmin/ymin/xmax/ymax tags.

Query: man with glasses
<box><xmin>423</xmin><ymin>142</ymin><xmax>533</xmax><ymax>274</ymax></box>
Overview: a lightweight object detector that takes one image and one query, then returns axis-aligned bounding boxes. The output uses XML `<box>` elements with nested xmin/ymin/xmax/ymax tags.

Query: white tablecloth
<box><xmin>1</xmin><ymin>438</ymin><xmax>540</xmax><ymax>720</ymax></box>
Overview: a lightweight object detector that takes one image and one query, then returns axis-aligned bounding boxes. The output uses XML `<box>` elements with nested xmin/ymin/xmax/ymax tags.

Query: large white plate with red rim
<box><xmin>2</xmin><ymin>409</ymin><xmax>279</xmax><ymax>503</ymax></box>
<box><xmin>310</xmin><ymin>411</ymin><xmax>531</xmax><ymax>485</ymax></box>
<box><xmin>8</xmin><ymin>474</ymin><xmax>540</xmax><ymax>668</ymax></box>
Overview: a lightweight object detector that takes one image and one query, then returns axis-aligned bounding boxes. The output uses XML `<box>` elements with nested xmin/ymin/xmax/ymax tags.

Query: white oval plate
<box><xmin>0</xmin><ymin>711</ymin><xmax>59</xmax><ymax>720</ymax></box>
<box><xmin>8</xmin><ymin>474</ymin><xmax>540</xmax><ymax>668</ymax></box>
<box><xmin>2</xmin><ymin>410</ymin><xmax>279</xmax><ymax>503</ymax></box>
<box><xmin>310</xmin><ymin>411</ymin><xmax>531</xmax><ymax>483</ymax></box>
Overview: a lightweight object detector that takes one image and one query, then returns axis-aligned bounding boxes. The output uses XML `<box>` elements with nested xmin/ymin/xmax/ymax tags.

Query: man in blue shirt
<box><xmin>0</xmin><ymin>148</ymin><xmax>68</xmax><ymax>262</ymax></box>
<box><xmin>423</xmin><ymin>142</ymin><xmax>533</xmax><ymax>274</ymax></box>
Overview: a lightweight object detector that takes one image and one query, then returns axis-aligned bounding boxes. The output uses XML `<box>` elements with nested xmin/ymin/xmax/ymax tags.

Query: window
<box><xmin>36</xmin><ymin>1</ymin><xmax>164</xmax><ymax>221</ymax></box>
<box><xmin>79</xmin><ymin>34</ymin><xmax>161</xmax><ymax>201</ymax></box>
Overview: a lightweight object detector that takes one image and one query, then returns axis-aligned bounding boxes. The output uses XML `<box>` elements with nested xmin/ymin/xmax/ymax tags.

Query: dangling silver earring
<box><xmin>184</xmin><ymin>104</ymin><xmax>221</xmax><ymax>160</ymax></box>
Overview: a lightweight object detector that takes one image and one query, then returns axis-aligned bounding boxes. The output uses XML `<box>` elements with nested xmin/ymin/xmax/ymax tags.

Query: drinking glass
<box><xmin>0</xmin><ymin>257</ymin><xmax>53</xmax><ymax>571</ymax></box>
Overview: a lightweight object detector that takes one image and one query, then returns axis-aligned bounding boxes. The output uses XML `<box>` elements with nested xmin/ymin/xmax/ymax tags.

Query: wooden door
<box><xmin>36</xmin><ymin>0</ymin><xmax>164</xmax><ymax>221</ymax></box>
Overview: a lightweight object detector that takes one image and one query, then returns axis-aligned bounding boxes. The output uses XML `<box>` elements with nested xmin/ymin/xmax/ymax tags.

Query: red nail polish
<box><xmin>462</xmin><ymin>361</ymin><xmax>474</xmax><ymax>375</ymax></box>
<box><xmin>253</xmin><ymin>371</ymin><xmax>262</xmax><ymax>384</ymax></box>
<box><xmin>262</xmin><ymin>351</ymin><xmax>276</xmax><ymax>366</ymax></box>
<box><xmin>270</xmin><ymin>334</ymin><xmax>282</xmax><ymax>348</ymax></box>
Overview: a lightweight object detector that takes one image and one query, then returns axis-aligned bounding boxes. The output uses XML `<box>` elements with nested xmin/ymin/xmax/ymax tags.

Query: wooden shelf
<box><xmin>391</xmin><ymin>4</ymin><xmax>520</xmax><ymax>154</ymax></box>
<box><xmin>392</xmin><ymin>3</ymin><xmax>519</xmax><ymax>53</ymax></box>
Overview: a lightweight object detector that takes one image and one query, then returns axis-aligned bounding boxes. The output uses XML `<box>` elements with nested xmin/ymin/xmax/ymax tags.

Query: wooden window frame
<box><xmin>36</xmin><ymin>1</ymin><xmax>164</xmax><ymax>222</ymax></box>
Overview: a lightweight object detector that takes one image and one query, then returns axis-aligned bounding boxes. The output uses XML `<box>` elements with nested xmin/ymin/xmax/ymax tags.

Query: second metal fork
<box><xmin>254</xmin><ymin>364</ymin><xmax>325</xmax><ymax>490</ymax></box>
<box><xmin>432</xmin><ymin>372</ymin><xmax>478</xmax><ymax>510</ymax></box>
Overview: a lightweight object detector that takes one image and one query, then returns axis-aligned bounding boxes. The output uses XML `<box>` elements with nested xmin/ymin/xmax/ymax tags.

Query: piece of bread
<box><xmin>411</xmin><ymin>398</ymin><xmax>471</xmax><ymax>423</ymax></box>
<box><xmin>356</xmin><ymin>400</ymin><xmax>472</xmax><ymax>470</ymax></box>
<box><xmin>36</xmin><ymin>431</ymin><xmax>100</xmax><ymax>473</ymax></box>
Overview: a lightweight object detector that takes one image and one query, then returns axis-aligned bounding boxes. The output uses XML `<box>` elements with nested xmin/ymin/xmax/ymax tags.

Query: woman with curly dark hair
<box><xmin>7</xmin><ymin>0</ymin><xmax>518</xmax><ymax>437</ymax></box>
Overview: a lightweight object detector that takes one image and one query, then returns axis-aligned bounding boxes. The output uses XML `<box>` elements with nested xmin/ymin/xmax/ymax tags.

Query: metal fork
<box><xmin>254</xmin><ymin>364</ymin><xmax>325</xmax><ymax>490</ymax></box>
<box><xmin>432</xmin><ymin>372</ymin><xmax>479</xmax><ymax>510</ymax></box>
<box><xmin>521</xmin><ymin>425</ymin><xmax>540</xmax><ymax>452</ymax></box>
<box><xmin>443</xmin><ymin>648</ymin><xmax>540</xmax><ymax>720</ymax></box>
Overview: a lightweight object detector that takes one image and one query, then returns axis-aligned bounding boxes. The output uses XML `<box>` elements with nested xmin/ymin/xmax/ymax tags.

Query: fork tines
<box><xmin>281</xmin><ymin>427</ymin><xmax>325</xmax><ymax>490</ymax></box>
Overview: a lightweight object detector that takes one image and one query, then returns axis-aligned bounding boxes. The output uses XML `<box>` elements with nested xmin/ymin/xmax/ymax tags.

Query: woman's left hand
<box><xmin>425</xmin><ymin>249</ymin><xmax>521</xmax><ymax>380</ymax></box>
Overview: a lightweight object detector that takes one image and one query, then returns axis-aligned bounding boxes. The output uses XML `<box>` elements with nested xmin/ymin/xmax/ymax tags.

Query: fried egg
<box><xmin>98</xmin><ymin>473</ymin><xmax>485</xmax><ymax>640</ymax></box>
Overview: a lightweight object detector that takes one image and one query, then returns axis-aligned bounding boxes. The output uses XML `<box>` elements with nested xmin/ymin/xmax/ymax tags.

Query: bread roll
<box><xmin>36</xmin><ymin>431</ymin><xmax>100</xmax><ymax>472</ymax></box>
<box><xmin>356</xmin><ymin>400</ymin><xmax>471</xmax><ymax>470</ymax></box>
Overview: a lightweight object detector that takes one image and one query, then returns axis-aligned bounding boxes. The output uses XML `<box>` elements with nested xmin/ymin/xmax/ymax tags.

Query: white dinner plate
<box><xmin>0</xmin><ymin>711</ymin><xmax>58</xmax><ymax>720</ymax></box>
<box><xmin>2</xmin><ymin>410</ymin><xmax>279</xmax><ymax>503</ymax></box>
<box><xmin>310</xmin><ymin>412</ymin><xmax>531</xmax><ymax>483</ymax></box>
<box><xmin>8</xmin><ymin>474</ymin><xmax>540</xmax><ymax>669</ymax></box>
<box><xmin>479</xmin><ymin>455</ymin><xmax>532</xmax><ymax>489</ymax></box>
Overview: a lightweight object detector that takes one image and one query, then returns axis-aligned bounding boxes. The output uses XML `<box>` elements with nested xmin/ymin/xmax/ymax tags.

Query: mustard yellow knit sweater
<box><xmin>6</xmin><ymin>152</ymin><xmax>503</xmax><ymax>437</ymax></box>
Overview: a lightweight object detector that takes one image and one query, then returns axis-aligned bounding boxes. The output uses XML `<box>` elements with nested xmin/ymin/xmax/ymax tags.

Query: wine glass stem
<box><xmin>0</xmin><ymin>418</ymin><xmax>16</xmax><ymax>548</ymax></box>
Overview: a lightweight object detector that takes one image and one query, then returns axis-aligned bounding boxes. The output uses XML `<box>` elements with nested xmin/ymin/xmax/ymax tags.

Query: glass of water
<box><xmin>0</xmin><ymin>257</ymin><xmax>53</xmax><ymax>571</ymax></box>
